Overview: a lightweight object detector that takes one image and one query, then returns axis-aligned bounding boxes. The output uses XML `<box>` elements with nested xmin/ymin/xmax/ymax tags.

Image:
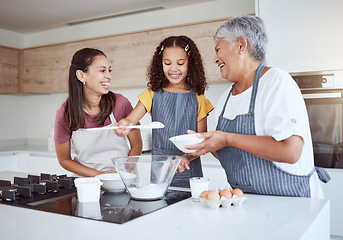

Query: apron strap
<box><xmin>219</xmin><ymin>85</ymin><xmax>235</xmax><ymax>117</ymax></box>
<box><xmin>219</xmin><ymin>64</ymin><xmax>265</xmax><ymax>117</ymax></box>
<box><xmin>315</xmin><ymin>167</ymin><xmax>331</xmax><ymax>183</ymax></box>
<box><xmin>109</xmin><ymin>112</ymin><xmax>116</xmax><ymax>124</ymax></box>
<box><xmin>248</xmin><ymin>64</ymin><xmax>265</xmax><ymax>113</ymax></box>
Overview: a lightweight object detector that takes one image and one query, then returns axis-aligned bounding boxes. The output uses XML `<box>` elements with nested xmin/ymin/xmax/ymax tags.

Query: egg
<box><xmin>219</xmin><ymin>189</ymin><xmax>232</xmax><ymax>199</ymax></box>
<box><xmin>231</xmin><ymin>188</ymin><xmax>244</xmax><ymax>198</ymax></box>
<box><xmin>206</xmin><ymin>191</ymin><xmax>220</xmax><ymax>201</ymax></box>
<box><xmin>200</xmin><ymin>191</ymin><xmax>209</xmax><ymax>199</ymax></box>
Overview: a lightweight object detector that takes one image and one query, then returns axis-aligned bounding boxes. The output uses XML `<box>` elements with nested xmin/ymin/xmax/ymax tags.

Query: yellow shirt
<box><xmin>138</xmin><ymin>88</ymin><xmax>214</xmax><ymax>122</ymax></box>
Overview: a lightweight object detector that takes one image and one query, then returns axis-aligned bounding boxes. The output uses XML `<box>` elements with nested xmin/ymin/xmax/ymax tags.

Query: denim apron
<box><xmin>216</xmin><ymin>64</ymin><xmax>330</xmax><ymax>197</ymax></box>
<box><xmin>151</xmin><ymin>88</ymin><xmax>203</xmax><ymax>188</ymax></box>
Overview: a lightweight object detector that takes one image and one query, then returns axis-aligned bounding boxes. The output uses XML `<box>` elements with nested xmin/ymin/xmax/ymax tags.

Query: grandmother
<box><xmin>183</xmin><ymin>15</ymin><xmax>330</xmax><ymax>198</ymax></box>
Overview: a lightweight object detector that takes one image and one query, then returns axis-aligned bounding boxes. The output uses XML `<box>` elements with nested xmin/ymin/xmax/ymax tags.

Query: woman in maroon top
<box><xmin>54</xmin><ymin>48</ymin><xmax>142</xmax><ymax>177</ymax></box>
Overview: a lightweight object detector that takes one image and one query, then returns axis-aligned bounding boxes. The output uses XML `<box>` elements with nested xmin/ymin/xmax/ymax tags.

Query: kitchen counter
<box><xmin>0</xmin><ymin>171</ymin><xmax>330</xmax><ymax>240</ymax></box>
<box><xmin>0</xmin><ymin>144</ymin><xmax>56</xmax><ymax>156</ymax></box>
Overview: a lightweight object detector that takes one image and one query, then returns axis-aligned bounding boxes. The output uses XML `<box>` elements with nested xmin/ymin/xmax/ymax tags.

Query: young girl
<box><xmin>54</xmin><ymin>48</ymin><xmax>142</xmax><ymax>177</ymax></box>
<box><xmin>115</xmin><ymin>36</ymin><xmax>213</xmax><ymax>187</ymax></box>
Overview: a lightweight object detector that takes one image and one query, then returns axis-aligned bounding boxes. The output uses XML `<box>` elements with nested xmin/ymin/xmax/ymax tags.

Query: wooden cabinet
<box><xmin>0</xmin><ymin>19</ymin><xmax>226</xmax><ymax>94</ymax></box>
<box><xmin>162</xmin><ymin>20</ymin><xmax>226</xmax><ymax>83</ymax></box>
<box><xmin>20</xmin><ymin>19</ymin><xmax>226</xmax><ymax>94</ymax></box>
<box><xmin>22</xmin><ymin>42</ymin><xmax>84</xmax><ymax>93</ymax></box>
<box><xmin>0</xmin><ymin>46</ymin><xmax>19</xmax><ymax>94</ymax></box>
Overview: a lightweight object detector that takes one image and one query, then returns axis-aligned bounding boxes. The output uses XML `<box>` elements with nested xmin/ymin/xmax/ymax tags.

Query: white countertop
<box><xmin>0</xmin><ymin>144</ymin><xmax>56</xmax><ymax>157</ymax></box>
<box><xmin>0</xmin><ymin>171</ymin><xmax>330</xmax><ymax>240</ymax></box>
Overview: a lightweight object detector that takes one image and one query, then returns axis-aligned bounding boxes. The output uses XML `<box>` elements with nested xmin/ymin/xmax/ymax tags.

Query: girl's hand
<box><xmin>114</xmin><ymin>118</ymin><xmax>132</xmax><ymax>137</ymax></box>
<box><xmin>176</xmin><ymin>155</ymin><xmax>191</xmax><ymax>173</ymax></box>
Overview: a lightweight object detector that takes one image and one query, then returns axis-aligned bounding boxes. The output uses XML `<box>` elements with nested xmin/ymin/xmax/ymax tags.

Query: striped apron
<box><xmin>151</xmin><ymin>88</ymin><xmax>203</xmax><ymax>188</ymax></box>
<box><xmin>216</xmin><ymin>64</ymin><xmax>330</xmax><ymax>197</ymax></box>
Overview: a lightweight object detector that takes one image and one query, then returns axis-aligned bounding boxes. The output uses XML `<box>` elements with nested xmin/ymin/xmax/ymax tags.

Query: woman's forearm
<box><xmin>227</xmin><ymin>133</ymin><xmax>303</xmax><ymax>164</ymax></box>
<box><xmin>59</xmin><ymin>158</ymin><xmax>103</xmax><ymax>177</ymax></box>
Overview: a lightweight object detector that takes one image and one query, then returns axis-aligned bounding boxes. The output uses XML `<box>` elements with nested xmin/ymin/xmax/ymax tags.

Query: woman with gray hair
<box><xmin>182</xmin><ymin>15</ymin><xmax>330</xmax><ymax>198</ymax></box>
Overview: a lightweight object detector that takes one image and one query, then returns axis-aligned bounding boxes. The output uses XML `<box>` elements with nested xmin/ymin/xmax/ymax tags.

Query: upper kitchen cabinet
<box><xmin>0</xmin><ymin>46</ymin><xmax>19</xmax><ymax>94</ymax></box>
<box><xmin>89</xmin><ymin>29</ymin><xmax>162</xmax><ymax>89</ymax></box>
<box><xmin>20</xmin><ymin>19</ymin><xmax>227</xmax><ymax>94</ymax></box>
<box><xmin>21</xmin><ymin>30</ymin><xmax>162</xmax><ymax>93</ymax></box>
<box><xmin>162</xmin><ymin>20</ymin><xmax>226</xmax><ymax>84</ymax></box>
<box><xmin>258</xmin><ymin>0</ymin><xmax>343</xmax><ymax>72</ymax></box>
<box><xmin>22</xmin><ymin>42</ymin><xmax>84</xmax><ymax>94</ymax></box>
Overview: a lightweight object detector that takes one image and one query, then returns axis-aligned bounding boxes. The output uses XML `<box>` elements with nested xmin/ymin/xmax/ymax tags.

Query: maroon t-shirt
<box><xmin>54</xmin><ymin>92</ymin><xmax>134</xmax><ymax>143</ymax></box>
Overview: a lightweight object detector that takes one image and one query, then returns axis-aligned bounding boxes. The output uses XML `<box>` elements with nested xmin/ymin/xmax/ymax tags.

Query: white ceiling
<box><xmin>0</xmin><ymin>0</ymin><xmax>216</xmax><ymax>34</ymax></box>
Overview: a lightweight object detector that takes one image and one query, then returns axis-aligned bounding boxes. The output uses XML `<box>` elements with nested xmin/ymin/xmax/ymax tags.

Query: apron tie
<box><xmin>315</xmin><ymin>167</ymin><xmax>331</xmax><ymax>183</ymax></box>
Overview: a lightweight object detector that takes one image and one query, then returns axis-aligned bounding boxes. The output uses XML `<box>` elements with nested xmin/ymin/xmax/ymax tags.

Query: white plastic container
<box><xmin>74</xmin><ymin>177</ymin><xmax>102</xmax><ymax>202</ymax></box>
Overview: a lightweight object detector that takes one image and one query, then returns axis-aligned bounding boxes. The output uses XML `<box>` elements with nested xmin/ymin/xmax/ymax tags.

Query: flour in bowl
<box><xmin>128</xmin><ymin>184</ymin><xmax>167</xmax><ymax>199</ymax></box>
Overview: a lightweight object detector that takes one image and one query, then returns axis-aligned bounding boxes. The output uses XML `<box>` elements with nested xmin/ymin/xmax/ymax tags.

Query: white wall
<box><xmin>258</xmin><ymin>0</ymin><xmax>343</xmax><ymax>72</ymax></box>
<box><xmin>0</xmin><ymin>82</ymin><xmax>229</xmax><ymax>145</ymax></box>
<box><xmin>0</xmin><ymin>95</ymin><xmax>25</xmax><ymax>140</ymax></box>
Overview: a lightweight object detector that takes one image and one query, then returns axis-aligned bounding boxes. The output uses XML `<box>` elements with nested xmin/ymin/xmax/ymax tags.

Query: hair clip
<box><xmin>159</xmin><ymin>45</ymin><xmax>164</xmax><ymax>55</ymax></box>
<box><xmin>185</xmin><ymin>45</ymin><xmax>189</xmax><ymax>52</ymax></box>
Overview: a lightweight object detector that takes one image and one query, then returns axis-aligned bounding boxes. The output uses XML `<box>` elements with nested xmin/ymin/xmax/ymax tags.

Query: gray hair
<box><xmin>214</xmin><ymin>15</ymin><xmax>268</xmax><ymax>63</ymax></box>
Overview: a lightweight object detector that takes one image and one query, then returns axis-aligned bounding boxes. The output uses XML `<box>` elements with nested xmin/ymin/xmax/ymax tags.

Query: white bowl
<box><xmin>95</xmin><ymin>173</ymin><xmax>126</xmax><ymax>193</ymax></box>
<box><xmin>169</xmin><ymin>134</ymin><xmax>204</xmax><ymax>153</ymax></box>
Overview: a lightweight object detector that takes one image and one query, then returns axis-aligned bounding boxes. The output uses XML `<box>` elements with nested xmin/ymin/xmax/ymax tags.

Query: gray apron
<box><xmin>216</xmin><ymin>64</ymin><xmax>330</xmax><ymax>197</ymax></box>
<box><xmin>151</xmin><ymin>88</ymin><xmax>203</xmax><ymax>188</ymax></box>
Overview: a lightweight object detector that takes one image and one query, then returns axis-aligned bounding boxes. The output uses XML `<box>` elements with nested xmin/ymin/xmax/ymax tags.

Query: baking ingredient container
<box><xmin>74</xmin><ymin>177</ymin><xmax>102</xmax><ymax>202</ymax></box>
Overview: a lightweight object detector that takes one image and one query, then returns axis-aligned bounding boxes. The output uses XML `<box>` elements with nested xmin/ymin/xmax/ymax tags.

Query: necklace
<box><xmin>83</xmin><ymin>104</ymin><xmax>100</xmax><ymax>115</ymax></box>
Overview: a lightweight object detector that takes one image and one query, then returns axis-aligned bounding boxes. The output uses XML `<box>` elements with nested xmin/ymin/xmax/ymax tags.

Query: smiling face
<box><xmin>82</xmin><ymin>55</ymin><xmax>112</xmax><ymax>95</ymax></box>
<box><xmin>214</xmin><ymin>38</ymin><xmax>241</xmax><ymax>82</ymax></box>
<box><xmin>162</xmin><ymin>46</ymin><xmax>188</xmax><ymax>88</ymax></box>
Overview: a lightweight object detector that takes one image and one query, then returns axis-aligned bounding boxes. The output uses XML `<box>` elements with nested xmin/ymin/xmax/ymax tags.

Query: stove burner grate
<box><xmin>0</xmin><ymin>173</ymin><xmax>76</xmax><ymax>203</ymax></box>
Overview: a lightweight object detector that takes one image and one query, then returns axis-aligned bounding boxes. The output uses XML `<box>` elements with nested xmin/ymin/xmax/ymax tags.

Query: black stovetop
<box><xmin>0</xmin><ymin>173</ymin><xmax>191</xmax><ymax>224</ymax></box>
<box><xmin>30</xmin><ymin>189</ymin><xmax>191</xmax><ymax>224</ymax></box>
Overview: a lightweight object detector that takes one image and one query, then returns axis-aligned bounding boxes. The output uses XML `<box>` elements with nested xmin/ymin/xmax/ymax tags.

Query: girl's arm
<box><xmin>127</xmin><ymin>129</ymin><xmax>143</xmax><ymax>156</ymax></box>
<box><xmin>55</xmin><ymin>140</ymin><xmax>108</xmax><ymax>177</ymax></box>
<box><xmin>197</xmin><ymin>116</ymin><xmax>208</xmax><ymax>133</ymax></box>
<box><xmin>115</xmin><ymin>101</ymin><xmax>147</xmax><ymax>137</ymax></box>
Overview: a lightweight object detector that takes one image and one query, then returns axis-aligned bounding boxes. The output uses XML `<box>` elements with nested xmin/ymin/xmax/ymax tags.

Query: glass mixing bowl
<box><xmin>112</xmin><ymin>155</ymin><xmax>181</xmax><ymax>201</ymax></box>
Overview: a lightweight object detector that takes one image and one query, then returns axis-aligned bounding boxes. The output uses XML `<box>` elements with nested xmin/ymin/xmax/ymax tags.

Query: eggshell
<box><xmin>231</xmin><ymin>188</ymin><xmax>244</xmax><ymax>198</ymax></box>
<box><xmin>200</xmin><ymin>191</ymin><xmax>209</xmax><ymax>199</ymax></box>
<box><xmin>220</xmin><ymin>189</ymin><xmax>232</xmax><ymax>199</ymax></box>
<box><xmin>206</xmin><ymin>191</ymin><xmax>220</xmax><ymax>201</ymax></box>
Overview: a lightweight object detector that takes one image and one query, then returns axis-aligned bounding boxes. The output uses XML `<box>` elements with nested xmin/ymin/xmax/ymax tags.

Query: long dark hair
<box><xmin>64</xmin><ymin>48</ymin><xmax>116</xmax><ymax>131</ymax></box>
<box><xmin>147</xmin><ymin>35</ymin><xmax>207</xmax><ymax>95</ymax></box>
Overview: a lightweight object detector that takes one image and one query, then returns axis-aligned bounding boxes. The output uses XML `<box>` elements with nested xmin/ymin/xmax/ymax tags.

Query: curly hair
<box><xmin>147</xmin><ymin>35</ymin><xmax>207</xmax><ymax>95</ymax></box>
